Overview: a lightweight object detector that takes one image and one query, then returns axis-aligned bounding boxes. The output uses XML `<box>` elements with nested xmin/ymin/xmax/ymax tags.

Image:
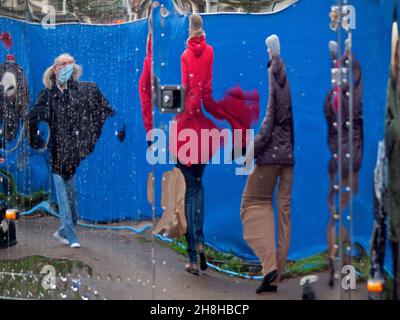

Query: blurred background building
<box><xmin>0</xmin><ymin>0</ymin><xmax>151</xmax><ymax>24</ymax></box>
<box><xmin>0</xmin><ymin>0</ymin><xmax>296</xmax><ymax>24</ymax></box>
<box><xmin>174</xmin><ymin>0</ymin><xmax>297</xmax><ymax>13</ymax></box>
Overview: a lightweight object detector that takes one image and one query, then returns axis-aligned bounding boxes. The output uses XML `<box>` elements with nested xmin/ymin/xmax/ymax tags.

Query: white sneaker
<box><xmin>70</xmin><ymin>242</ymin><xmax>81</xmax><ymax>248</ymax></box>
<box><xmin>53</xmin><ymin>231</ymin><xmax>69</xmax><ymax>245</ymax></box>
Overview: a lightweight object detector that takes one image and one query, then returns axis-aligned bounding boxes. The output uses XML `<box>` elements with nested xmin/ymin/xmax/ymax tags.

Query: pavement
<box><xmin>0</xmin><ymin>215</ymin><xmax>368</xmax><ymax>300</ymax></box>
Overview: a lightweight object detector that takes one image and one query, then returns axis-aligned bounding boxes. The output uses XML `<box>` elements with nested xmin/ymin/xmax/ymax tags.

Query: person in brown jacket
<box><xmin>240</xmin><ymin>34</ymin><xmax>295</xmax><ymax>294</ymax></box>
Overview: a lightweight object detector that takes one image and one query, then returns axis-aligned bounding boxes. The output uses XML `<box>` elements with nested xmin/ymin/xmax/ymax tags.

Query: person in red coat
<box><xmin>172</xmin><ymin>14</ymin><xmax>260</xmax><ymax>274</ymax></box>
<box><xmin>138</xmin><ymin>13</ymin><xmax>259</xmax><ymax>274</ymax></box>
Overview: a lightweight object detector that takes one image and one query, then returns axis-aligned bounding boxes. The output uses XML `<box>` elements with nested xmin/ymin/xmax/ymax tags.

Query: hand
<box><xmin>0</xmin><ymin>157</ymin><xmax>4</xmax><ymax>164</ymax></box>
<box><xmin>116</xmin><ymin>123</ymin><xmax>126</xmax><ymax>143</ymax></box>
<box><xmin>231</xmin><ymin>146</ymin><xmax>247</xmax><ymax>161</ymax></box>
<box><xmin>243</xmin><ymin>143</ymin><xmax>255</xmax><ymax>173</ymax></box>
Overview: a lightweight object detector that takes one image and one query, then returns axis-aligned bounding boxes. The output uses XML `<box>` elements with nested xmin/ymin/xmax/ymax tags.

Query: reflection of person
<box><xmin>240</xmin><ymin>34</ymin><xmax>294</xmax><ymax>294</ymax></box>
<box><xmin>28</xmin><ymin>54</ymin><xmax>115</xmax><ymax>248</ymax></box>
<box><xmin>0</xmin><ymin>54</ymin><xmax>29</xmax><ymax>149</ymax></box>
<box><xmin>0</xmin><ymin>32</ymin><xmax>29</xmax><ymax>152</ymax></box>
<box><xmin>384</xmin><ymin>16</ymin><xmax>400</xmax><ymax>300</ymax></box>
<box><xmin>139</xmin><ymin>14</ymin><xmax>153</xmax><ymax>136</ymax></box>
<box><xmin>177</xmin><ymin>14</ymin><xmax>215</xmax><ymax>275</ymax></box>
<box><xmin>173</xmin><ymin>14</ymin><xmax>259</xmax><ymax>275</ymax></box>
<box><xmin>324</xmin><ymin>40</ymin><xmax>363</xmax><ymax>287</ymax></box>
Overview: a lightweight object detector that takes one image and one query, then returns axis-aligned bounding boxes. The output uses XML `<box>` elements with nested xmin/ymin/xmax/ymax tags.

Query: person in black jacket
<box><xmin>240</xmin><ymin>34</ymin><xmax>295</xmax><ymax>294</ymax></box>
<box><xmin>28</xmin><ymin>53</ymin><xmax>115</xmax><ymax>248</ymax></box>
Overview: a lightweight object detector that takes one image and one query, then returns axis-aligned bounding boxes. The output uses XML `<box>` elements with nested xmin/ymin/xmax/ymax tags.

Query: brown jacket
<box><xmin>324</xmin><ymin>54</ymin><xmax>363</xmax><ymax>174</ymax></box>
<box><xmin>254</xmin><ymin>56</ymin><xmax>295</xmax><ymax>165</ymax></box>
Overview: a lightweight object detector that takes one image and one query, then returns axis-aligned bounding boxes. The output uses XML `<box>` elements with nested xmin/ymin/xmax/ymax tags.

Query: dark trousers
<box><xmin>177</xmin><ymin>163</ymin><xmax>206</xmax><ymax>263</ymax></box>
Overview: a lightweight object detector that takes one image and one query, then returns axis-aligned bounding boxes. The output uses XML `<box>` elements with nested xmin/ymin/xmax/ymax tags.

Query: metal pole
<box><xmin>342</xmin><ymin>0</ymin><xmax>354</xmax><ymax>300</ymax></box>
<box><xmin>336</xmin><ymin>0</ymin><xmax>344</xmax><ymax>301</ymax></box>
<box><xmin>149</xmin><ymin>0</ymin><xmax>156</xmax><ymax>301</ymax></box>
<box><xmin>347</xmin><ymin>28</ymin><xmax>354</xmax><ymax>301</ymax></box>
<box><xmin>206</xmin><ymin>0</ymin><xmax>211</xmax><ymax>13</ymax></box>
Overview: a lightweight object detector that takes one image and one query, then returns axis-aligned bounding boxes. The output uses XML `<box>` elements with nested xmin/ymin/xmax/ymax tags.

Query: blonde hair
<box><xmin>43</xmin><ymin>53</ymin><xmax>82</xmax><ymax>89</ymax></box>
<box><xmin>189</xmin><ymin>14</ymin><xmax>205</xmax><ymax>39</ymax></box>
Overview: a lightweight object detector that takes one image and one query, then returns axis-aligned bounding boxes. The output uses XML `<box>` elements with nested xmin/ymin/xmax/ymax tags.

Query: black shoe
<box><xmin>256</xmin><ymin>270</ymin><xmax>278</xmax><ymax>294</ymax></box>
<box><xmin>328</xmin><ymin>258</ymin><xmax>334</xmax><ymax>288</ymax></box>
<box><xmin>199</xmin><ymin>252</ymin><xmax>208</xmax><ymax>271</ymax></box>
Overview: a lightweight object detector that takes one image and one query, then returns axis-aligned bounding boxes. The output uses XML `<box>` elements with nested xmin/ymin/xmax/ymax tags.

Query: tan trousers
<box><xmin>154</xmin><ymin>168</ymin><xmax>187</xmax><ymax>239</ymax></box>
<box><xmin>240</xmin><ymin>164</ymin><xmax>294</xmax><ymax>283</ymax></box>
<box><xmin>327</xmin><ymin>171</ymin><xmax>359</xmax><ymax>261</ymax></box>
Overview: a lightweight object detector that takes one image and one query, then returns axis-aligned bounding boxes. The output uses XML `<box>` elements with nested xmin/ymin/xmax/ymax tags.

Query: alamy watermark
<box><xmin>41</xmin><ymin>5</ymin><xmax>56</xmax><ymax>30</ymax></box>
<box><xmin>41</xmin><ymin>264</ymin><xmax>57</xmax><ymax>290</ymax></box>
<box><xmin>341</xmin><ymin>265</ymin><xmax>357</xmax><ymax>290</ymax></box>
<box><xmin>330</xmin><ymin>5</ymin><xmax>356</xmax><ymax>31</ymax></box>
<box><xmin>145</xmin><ymin>121</ymin><xmax>255</xmax><ymax>176</ymax></box>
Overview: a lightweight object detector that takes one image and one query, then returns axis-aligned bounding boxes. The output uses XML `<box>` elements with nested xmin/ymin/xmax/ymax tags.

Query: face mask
<box><xmin>58</xmin><ymin>64</ymin><xmax>74</xmax><ymax>84</ymax></box>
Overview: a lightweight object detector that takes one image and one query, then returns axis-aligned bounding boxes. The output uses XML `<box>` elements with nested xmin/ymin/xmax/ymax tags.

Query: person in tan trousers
<box><xmin>241</xmin><ymin>34</ymin><xmax>295</xmax><ymax>294</ymax></box>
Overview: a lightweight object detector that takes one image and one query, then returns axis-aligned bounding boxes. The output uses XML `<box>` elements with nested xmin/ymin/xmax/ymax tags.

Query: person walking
<box><xmin>172</xmin><ymin>14</ymin><xmax>259</xmax><ymax>275</ymax></box>
<box><xmin>28</xmin><ymin>53</ymin><xmax>115</xmax><ymax>248</ymax></box>
<box><xmin>240</xmin><ymin>34</ymin><xmax>294</xmax><ymax>294</ymax></box>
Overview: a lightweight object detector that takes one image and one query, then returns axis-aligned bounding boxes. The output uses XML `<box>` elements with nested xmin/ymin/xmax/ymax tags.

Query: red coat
<box><xmin>139</xmin><ymin>35</ymin><xmax>153</xmax><ymax>133</ymax></box>
<box><xmin>171</xmin><ymin>36</ymin><xmax>260</xmax><ymax>165</ymax></box>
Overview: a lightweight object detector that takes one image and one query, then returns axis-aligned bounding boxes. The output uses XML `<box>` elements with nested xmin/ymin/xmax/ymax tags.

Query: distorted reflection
<box><xmin>173</xmin><ymin>0</ymin><xmax>297</xmax><ymax>13</ymax></box>
<box><xmin>324</xmin><ymin>38</ymin><xmax>363</xmax><ymax>288</ymax></box>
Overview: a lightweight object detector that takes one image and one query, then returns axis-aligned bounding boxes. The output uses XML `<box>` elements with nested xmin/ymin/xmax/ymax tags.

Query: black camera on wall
<box><xmin>0</xmin><ymin>200</ymin><xmax>18</xmax><ymax>249</ymax></box>
<box><xmin>154</xmin><ymin>76</ymin><xmax>185</xmax><ymax>114</ymax></box>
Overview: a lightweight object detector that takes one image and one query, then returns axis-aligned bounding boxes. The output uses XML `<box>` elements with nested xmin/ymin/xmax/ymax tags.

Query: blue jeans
<box><xmin>177</xmin><ymin>163</ymin><xmax>206</xmax><ymax>264</ymax></box>
<box><xmin>53</xmin><ymin>174</ymin><xmax>78</xmax><ymax>244</ymax></box>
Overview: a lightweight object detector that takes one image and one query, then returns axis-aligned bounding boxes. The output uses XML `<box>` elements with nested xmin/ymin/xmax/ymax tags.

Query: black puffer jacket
<box><xmin>324</xmin><ymin>54</ymin><xmax>363</xmax><ymax>174</ymax></box>
<box><xmin>254</xmin><ymin>56</ymin><xmax>294</xmax><ymax>165</ymax></box>
<box><xmin>28</xmin><ymin>78</ymin><xmax>114</xmax><ymax>180</ymax></box>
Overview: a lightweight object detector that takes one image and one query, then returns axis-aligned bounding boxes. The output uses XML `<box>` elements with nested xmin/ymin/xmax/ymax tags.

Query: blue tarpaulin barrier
<box><xmin>0</xmin><ymin>0</ymin><xmax>395</xmax><ymax>269</ymax></box>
